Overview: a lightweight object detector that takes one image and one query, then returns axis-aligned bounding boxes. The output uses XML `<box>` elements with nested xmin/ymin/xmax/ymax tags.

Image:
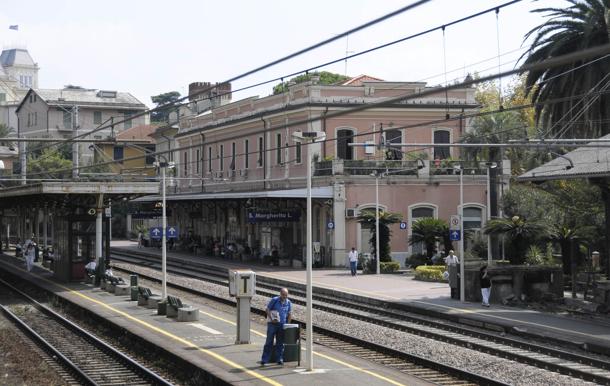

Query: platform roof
<box><xmin>132</xmin><ymin>186</ymin><xmax>334</xmax><ymax>202</ymax></box>
<box><xmin>518</xmin><ymin>135</ymin><xmax>610</xmax><ymax>182</ymax></box>
<box><xmin>0</xmin><ymin>181</ymin><xmax>159</xmax><ymax>199</ymax></box>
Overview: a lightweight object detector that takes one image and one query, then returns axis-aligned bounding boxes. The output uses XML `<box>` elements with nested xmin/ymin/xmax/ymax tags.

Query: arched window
<box><xmin>385</xmin><ymin>129</ymin><xmax>402</xmax><ymax>160</ymax></box>
<box><xmin>337</xmin><ymin>129</ymin><xmax>355</xmax><ymax>160</ymax></box>
<box><xmin>463</xmin><ymin>207</ymin><xmax>483</xmax><ymax>230</ymax></box>
<box><xmin>433</xmin><ymin>130</ymin><xmax>450</xmax><ymax>160</ymax></box>
<box><xmin>409</xmin><ymin>205</ymin><xmax>436</xmax><ymax>255</ymax></box>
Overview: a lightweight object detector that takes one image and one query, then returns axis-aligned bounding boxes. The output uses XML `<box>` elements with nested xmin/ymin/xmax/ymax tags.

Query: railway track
<box><xmin>0</xmin><ymin>278</ymin><xmax>173</xmax><ymax>386</ymax></box>
<box><xmin>111</xmin><ymin>248</ymin><xmax>610</xmax><ymax>385</ymax></box>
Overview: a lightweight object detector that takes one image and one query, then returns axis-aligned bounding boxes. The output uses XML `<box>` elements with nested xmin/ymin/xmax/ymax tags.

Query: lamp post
<box><xmin>156</xmin><ymin>159</ymin><xmax>175</xmax><ymax>300</ymax></box>
<box><xmin>481</xmin><ymin>162</ymin><xmax>497</xmax><ymax>266</ymax></box>
<box><xmin>370</xmin><ymin>171</ymin><xmax>381</xmax><ymax>275</ymax></box>
<box><xmin>292</xmin><ymin>130</ymin><xmax>326</xmax><ymax>372</ymax></box>
<box><xmin>454</xmin><ymin>164</ymin><xmax>465</xmax><ymax>303</ymax></box>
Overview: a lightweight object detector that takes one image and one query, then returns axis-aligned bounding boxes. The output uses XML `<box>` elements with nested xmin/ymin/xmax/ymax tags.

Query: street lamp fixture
<box><xmin>154</xmin><ymin>159</ymin><xmax>175</xmax><ymax>300</ymax></box>
<box><xmin>291</xmin><ymin>130</ymin><xmax>326</xmax><ymax>372</ymax></box>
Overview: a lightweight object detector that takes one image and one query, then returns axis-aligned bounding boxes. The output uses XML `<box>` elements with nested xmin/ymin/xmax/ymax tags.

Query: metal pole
<box><xmin>375</xmin><ymin>174</ymin><xmax>380</xmax><ymax>275</ymax></box>
<box><xmin>486</xmin><ymin>166</ymin><xmax>492</xmax><ymax>265</ymax></box>
<box><xmin>161</xmin><ymin>165</ymin><xmax>167</xmax><ymax>299</ymax></box>
<box><xmin>72</xmin><ymin>106</ymin><xmax>79</xmax><ymax>179</ymax></box>
<box><xmin>459</xmin><ymin>169</ymin><xmax>465</xmax><ymax>302</ymax></box>
<box><xmin>306</xmin><ymin>140</ymin><xmax>314</xmax><ymax>371</ymax></box>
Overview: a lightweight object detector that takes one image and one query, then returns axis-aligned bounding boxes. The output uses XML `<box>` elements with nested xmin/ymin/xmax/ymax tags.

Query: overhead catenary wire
<box><xmin>21</xmin><ymin>43</ymin><xmax>610</xmax><ymax>179</ymax></box>
<box><xmin>24</xmin><ymin>1</ymin><xmax>431</xmax><ymax>157</ymax></box>
<box><xmin>23</xmin><ymin>0</ymin><xmax>525</xmax><ymax>161</ymax></box>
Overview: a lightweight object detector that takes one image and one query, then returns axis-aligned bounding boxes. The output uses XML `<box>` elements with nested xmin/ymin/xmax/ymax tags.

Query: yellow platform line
<box><xmin>314</xmin><ymin>351</ymin><xmax>406</xmax><ymax>386</ymax></box>
<box><xmin>19</xmin><ymin>270</ymin><xmax>281</xmax><ymax>386</ymax></box>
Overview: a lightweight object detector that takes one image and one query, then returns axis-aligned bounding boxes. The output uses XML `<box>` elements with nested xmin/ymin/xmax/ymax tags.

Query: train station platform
<box><xmin>111</xmin><ymin>241</ymin><xmax>610</xmax><ymax>356</ymax></box>
<box><xmin>0</xmin><ymin>253</ymin><xmax>432</xmax><ymax>386</ymax></box>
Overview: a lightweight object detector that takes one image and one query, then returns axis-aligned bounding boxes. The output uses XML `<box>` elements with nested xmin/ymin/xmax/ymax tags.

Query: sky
<box><xmin>0</xmin><ymin>0</ymin><xmax>561</xmax><ymax>109</ymax></box>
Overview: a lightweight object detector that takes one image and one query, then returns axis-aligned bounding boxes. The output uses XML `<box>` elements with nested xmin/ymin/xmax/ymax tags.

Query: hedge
<box><xmin>380</xmin><ymin>261</ymin><xmax>400</xmax><ymax>273</ymax></box>
<box><xmin>414</xmin><ymin>265</ymin><xmax>447</xmax><ymax>282</ymax></box>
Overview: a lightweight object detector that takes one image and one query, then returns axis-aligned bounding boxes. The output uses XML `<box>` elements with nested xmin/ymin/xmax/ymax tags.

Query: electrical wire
<box><xmin>21</xmin><ymin>44</ymin><xmax>610</xmax><ymax>180</ymax></box>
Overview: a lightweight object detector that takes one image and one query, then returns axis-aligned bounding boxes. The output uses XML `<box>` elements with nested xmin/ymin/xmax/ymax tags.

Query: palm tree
<box><xmin>0</xmin><ymin>123</ymin><xmax>16</xmax><ymax>147</ymax></box>
<box><xmin>520</xmin><ymin>0</ymin><xmax>610</xmax><ymax>138</ymax></box>
<box><xmin>484</xmin><ymin>215</ymin><xmax>550</xmax><ymax>264</ymax></box>
<box><xmin>409</xmin><ymin>217</ymin><xmax>448</xmax><ymax>258</ymax></box>
<box><xmin>357</xmin><ymin>209</ymin><xmax>402</xmax><ymax>262</ymax></box>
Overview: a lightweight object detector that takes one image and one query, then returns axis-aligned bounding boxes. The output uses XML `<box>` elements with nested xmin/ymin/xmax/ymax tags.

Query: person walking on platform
<box><xmin>261</xmin><ymin>288</ymin><xmax>292</xmax><ymax>366</ymax></box>
<box><xmin>445</xmin><ymin>250</ymin><xmax>460</xmax><ymax>299</ymax></box>
<box><xmin>137</xmin><ymin>231</ymin><xmax>144</xmax><ymax>249</ymax></box>
<box><xmin>25</xmin><ymin>243</ymin><xmax>35</xmax><ymax>272</ymax></box>
<box><xmin>348</xmin><ymin>247</ymin><xmax>358</xmax><ymax>276</ymax></box>
<box><xmin>480</xmin><ymin>265</ymin><xmax>491</xmax><ymax>307</ymax></box>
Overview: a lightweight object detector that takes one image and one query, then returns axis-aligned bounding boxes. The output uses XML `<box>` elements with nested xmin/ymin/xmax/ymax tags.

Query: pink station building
<box><xmin>151</xmin><ymin>75</ymin><xmax>510</xmax><ymax>268</ymax></box>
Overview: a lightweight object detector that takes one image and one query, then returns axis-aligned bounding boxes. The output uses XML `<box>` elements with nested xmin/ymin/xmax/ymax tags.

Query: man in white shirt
<box><xmin>445</xmin><ymin>250</ymin><xmax>459</xmax><ymax>266</ymax></box>
<box><xmin>445</xmin><ymin>250</ymin><xmax>460</xmax><ymax>299</ymax></box>
<box><xmin>348</xmin><ymin>247</ymin><xmax>358</xmax><ymax>276</ymax></box>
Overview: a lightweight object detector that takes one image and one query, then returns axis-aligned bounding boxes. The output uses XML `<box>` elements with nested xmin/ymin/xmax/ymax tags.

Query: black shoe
<box><xmin>260</xmin><ymin>362</ymin><xmax>266</xmax><ymax>367</ymax></box>
<box><xmin>277</xmin><ymin>361</ymin><xmax>284</xmax><ymax>365</ymax></box>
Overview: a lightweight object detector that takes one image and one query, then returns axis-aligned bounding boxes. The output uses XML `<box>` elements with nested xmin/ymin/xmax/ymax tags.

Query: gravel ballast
<box><xmin>115</xmin><ymin>262</ymin><xmax>597</xmax><ymax>386</ymax></box>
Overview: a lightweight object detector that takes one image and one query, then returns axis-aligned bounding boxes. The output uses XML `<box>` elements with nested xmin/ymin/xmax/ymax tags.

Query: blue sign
<box><xmin>399</xmin><ymin>222</ymin><xmax>407</xmax><ymax>230</ymax></box>
<box><xmin>450</xmin><ymin>230</ymin><xmax>461</xmax><ymax>241</ymax></box>
<box><xmin>166</xmin><ymin>226</ymin><xmax>179</xmax><ymax>239</ymax></box>
<box><xmin>247</xmin><ymin>211</ymin><xmax>301</xmax><ymax>223</ymax></box>
<box><xmin>327</xmin><ymin>221</ymin><xmax>335</xmax><ymax>230</ymax></box>
<box><xmin>150</xmin><ymin>227</ymin><xmax>162</xmax><ymax>240</ymax></box>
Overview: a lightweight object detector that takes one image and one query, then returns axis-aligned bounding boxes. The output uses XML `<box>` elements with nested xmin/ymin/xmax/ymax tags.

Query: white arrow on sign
<box><xmin>168</xmin><ymin>227</ymin><xmax>176</xmax><ymax>234</ymax></box>
<box><xmin>152</xmin><ymin>228</ymin><xmax>161</xmax><ymax>235</ymax></box>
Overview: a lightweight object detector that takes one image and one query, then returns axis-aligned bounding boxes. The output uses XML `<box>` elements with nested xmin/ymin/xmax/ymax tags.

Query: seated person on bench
<box><xmin>85</xmin><ymin>258</ymin><xmax>97</xmax><ymax>276</ymax></box>
<box><xmin>104</xmin><ymin>267</ymin><xmax>124</xmax><ymax>285</ymax></box>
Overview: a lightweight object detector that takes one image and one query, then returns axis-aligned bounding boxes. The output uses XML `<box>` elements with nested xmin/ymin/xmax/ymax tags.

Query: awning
<box><xmin>132</xmin><ymin>186</ymin><xmax>334</xmax><ymax>202</ymax></box>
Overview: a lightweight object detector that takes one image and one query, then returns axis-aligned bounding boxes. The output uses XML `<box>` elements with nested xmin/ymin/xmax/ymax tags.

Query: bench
<box><xmin>166</xmin><ymin>295</ymin><xmax>199</xmax><ymax>321</ymax></box>
<box><xmin>104</xmin><ymin>274</ymin><xmax>125</xmax><ymax>293</ymax></box>
<box><xmin>137</xmin><ymin>286</ymin><xmax>161</xmax><ymax>308</ymax></box>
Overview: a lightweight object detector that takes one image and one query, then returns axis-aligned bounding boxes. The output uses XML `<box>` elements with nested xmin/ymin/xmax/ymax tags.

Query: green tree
<box><xmin>501</xmin><ymin>181</ymin><xmax>604</xmax><ymax>270</ymax></box>
<box><xmin>151</xmin><ymin>91</ymin><xmax>181</xmax><ymax>123</ymax></box>
<box><xmin>409</xmin><ymin>217</ymin><xmax>449</xmax><ymax>258</ymax></box>
<box><xmin>357</xmin><ymin>209</ymin><xmax>402</xmax><ymax>262</ymax></box>
<box><xmin>0</xmin><ymin>123</ymin><xmax>15</xmax><ymax>147</ymax></box>
<box><xmin>484</xmin><ymin>215</ymin><xmax>550</xmax><ymax>265</ymax></box>
<box><xmin>27</xmin><ymin>148</ymin><xmax>73</xmax><ymax>179</ymax></box>
<box><xmin>273</xmin><ymin>71</ymin><xmax>351</xmax><ymax>94</ymax></box>
<box><xmin>520</xmin><ymin>0</ymin><xmax>610</xmax><ymax>137</ymax></box>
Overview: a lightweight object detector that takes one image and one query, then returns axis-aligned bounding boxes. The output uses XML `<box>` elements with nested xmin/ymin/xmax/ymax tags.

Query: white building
<box><xmin>0</xmin><ymin>48</ymin><xmax>39</xmax><ymax>131</ymax></box>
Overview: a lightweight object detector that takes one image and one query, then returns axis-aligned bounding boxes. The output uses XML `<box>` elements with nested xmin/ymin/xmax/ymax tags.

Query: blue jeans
<box><xmin>350</xmin><ymin>261</ymin><xmax>357</xmax><ymax>276</ymax></box>
<box><xmin>261</xmin><ymin>322</ymin><xmax>285</xmax><ymax>363</ymax></box>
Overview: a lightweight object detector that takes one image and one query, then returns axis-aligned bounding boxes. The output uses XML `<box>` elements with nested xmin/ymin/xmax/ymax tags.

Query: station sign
<box><xmin>327</xmin><ymin>221</ymin><xmax>335</xmax><ymax>229</ymax></box>
<box><xmin>167</xmin><ymin>226</ymin><xmax>179</xmax><ymax>239</ymax></box>
<box><xmin>450</xmin><ymin>230</ymin><xmax>461</xmax><ymax>241</ymax></box>
<box><xmin>449</xmin><ymin>215</ymin><xmax>461</xmax><ymax>230</ymax></box>
<box><xmin>247</xmin><ymin>211</ymin><xmax>301</xmax><ymax>223</ymax></box>
<box><xmin>399</xmin><ymin>222</ymin><xmax>407</xmax><ymax>230</ymax></box>
<box><xmin>150</xmin><ymin>227</ymin><xmax>162</xmax><ymax>240</ymax></box>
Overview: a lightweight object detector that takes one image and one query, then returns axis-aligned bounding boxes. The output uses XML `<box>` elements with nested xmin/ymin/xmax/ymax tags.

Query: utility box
<box><xmin>228</xmin><ymin>270</ymin><xmax>256</xmax><ymax>298</ymax></box>
<box><xmin>228</xmin><ymin>269</ymin><xmax>256</xmax><ymax>344</ymax></box>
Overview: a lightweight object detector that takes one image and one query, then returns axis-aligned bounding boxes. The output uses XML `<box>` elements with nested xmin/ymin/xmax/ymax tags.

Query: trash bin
<box><xmin>282</xmin><ymin>323</ymin><xmax>300</xmax><ymax>364</ymax></box>
<box><xmin>130</xmin><ymin>274</ymin><xmax>138</xmax><ymax>287</ymax></box>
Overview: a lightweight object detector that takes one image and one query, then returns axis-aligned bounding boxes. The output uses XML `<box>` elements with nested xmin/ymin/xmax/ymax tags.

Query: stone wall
<box><xmin>465</xmin><ymin>264</ymin><xmax>563</xmax><ymax>304</ymax></box>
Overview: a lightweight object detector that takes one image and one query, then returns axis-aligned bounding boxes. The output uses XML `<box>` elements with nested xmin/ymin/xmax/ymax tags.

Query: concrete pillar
<box><xmin>126</xmin><ymin>214</ymin><xmax>132</xmax><ymax>238</ymax></box>
<box><xmin>43</xmin><ymin>207</ymin><xmax>48</xmax><ymax>250</ymax></box>
<box><xmin>332</xmin><ymin>182</ymin><xmax>346</xmax><ymax>266</ymax></box>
